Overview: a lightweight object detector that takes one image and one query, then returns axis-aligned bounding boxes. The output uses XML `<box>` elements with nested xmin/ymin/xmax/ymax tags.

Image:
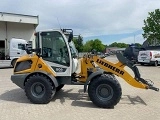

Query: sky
<box><xmin>0</xmin><ymin>0</ymin><xmax>160</xmax><ymax>45</ymax></box>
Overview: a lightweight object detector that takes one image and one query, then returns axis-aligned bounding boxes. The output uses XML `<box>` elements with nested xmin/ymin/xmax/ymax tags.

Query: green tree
<box><xmin>73</xmin><ymin>35</ymin><xmax>83</xmax><ymax>52</ymax></box>
<box><xmin>142</xmin><ymin>9</ymin><xmax>160</xmax><ymax>45</ymax></box>
<box><xmin>109</xmin><ymin>42</ymin><xmax>118</xmax><ymax>47</ymax></box>
<box><xmin>109</xmin><ymin>42</ymin><xmax>128</xmax><ymax>48</ymax></box>
<box><xmin>135</xmin><ymin>43</ymin><xmax>142</xmax><ymax>47</ymax></box>
<box><xmin>83</xmin><ymin>39</ymin><xmax>105</xmax><ymax>52</ymax></box>
<box><xmin>83</xmin><ymin>40</ymin><xmax>94</xmax><ymax>52</ymax></box>
<box><xmin>92</xmin><ymin>39</ymin><xmax>105</xmax><ymax>52</ymax></box>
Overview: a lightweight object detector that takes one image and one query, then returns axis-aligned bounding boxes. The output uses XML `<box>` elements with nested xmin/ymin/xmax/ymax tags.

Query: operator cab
<box><xmin>34</xmin><ymin>29</ymin><xmax>78</xmax><ymax>76</ymax></box>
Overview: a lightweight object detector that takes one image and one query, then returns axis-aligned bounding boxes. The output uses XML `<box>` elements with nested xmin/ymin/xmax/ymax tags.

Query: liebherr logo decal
<box><xmin>96</xmin><ymin>59</ymin><xmax>124</xmax><ymax>75</ymax></box>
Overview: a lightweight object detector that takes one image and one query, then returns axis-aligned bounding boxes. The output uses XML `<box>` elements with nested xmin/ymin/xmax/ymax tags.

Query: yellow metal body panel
<box><xmin>78</xmin><ymin>58</ymin><xmax>95</xmax><ymax>82</ymax></box>
<box><xmin>34</xmin><ymin>57</ymin><xmax>56</xmax><ymax>77</ymax></box>
<box><xmin>78</xmin><ymin>55</ymin><xmax>148</xmax><ymax>89</ymax></box>
<box><xmin>14</xmin><ymin>54</ymin><xmax>56</xmax><ymax>77</ymax></box>
<box><xmin>14</xmin><ymin>54</ymin><xmax>38</xmax><ymax>74</ymax></box>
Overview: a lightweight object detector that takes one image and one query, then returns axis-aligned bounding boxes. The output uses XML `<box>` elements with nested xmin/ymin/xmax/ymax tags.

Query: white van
<box><xmin>138</xmin><ymin>50</ymin><xmax>160</xmax><ymax>66</ymax></box>
<box><xmin>0</xmin><ymin>38</ymin><xmax>30</xmax><ymax>67</ymax></box>
<box><xmin>10</xmin><ymin>38</ymin><xmax>28</xmax><ymax>58</ymax></box>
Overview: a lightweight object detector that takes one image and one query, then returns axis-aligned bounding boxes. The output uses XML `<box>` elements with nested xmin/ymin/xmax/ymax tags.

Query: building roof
<box><xmin>0</xmin><ymin>12</ymin><xmax>39</xmax><ymax>25</ymax></box>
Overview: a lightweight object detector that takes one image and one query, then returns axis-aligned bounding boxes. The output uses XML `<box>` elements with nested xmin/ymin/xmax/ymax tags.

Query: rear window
<box><xmin>138</xmin><ymin>51</ymin><xmax>149</xmax><ymax>56</ymax></box>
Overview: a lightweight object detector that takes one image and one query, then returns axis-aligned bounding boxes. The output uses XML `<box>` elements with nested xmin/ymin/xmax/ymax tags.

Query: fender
<box><xmin>11</xmin><ymin>70</ymin><xmax>59</xmax><ymax>89</ymax></box>
<box><xmin>25</xmin><ymin>70</ymin><xmax>59</xmax><ymax>88</ymax></box>
<box><xmin>84</xmin><ymin>69</ymin><xmax>103</xmax><ymax>92</ymax></box>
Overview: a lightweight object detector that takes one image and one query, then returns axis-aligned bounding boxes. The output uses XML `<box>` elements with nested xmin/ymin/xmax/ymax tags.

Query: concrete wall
<box><xmin>0</xmin><ymin>22</ymin><xmax>36</xmax><ymax>55</ymax></box>
<box><xmin>0</xmin><ymin>12</ymin><xmax>38</xmax><ymax>25</ymax></box>
<box><xmin>7</xmin><ymin>22</ymin><xmax>35</xmax><ymax>41</ymax></box>
<box><xmin>0</xmin><ymin>22</ymin><xmax>6</xmax><ymax>40</ymax></box>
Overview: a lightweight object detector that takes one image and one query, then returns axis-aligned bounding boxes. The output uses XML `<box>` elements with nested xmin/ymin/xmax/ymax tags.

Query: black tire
<box><xmin>88</xmin><ymin>74</ymin><xmax>122</xmax><ymax>108</ymax></box>
<box><xmin>56</xmin><ymin>84</ymin><xmax>64</xmax><ymax>91</ymax></box>
<box><xmin>11</xmin><ymin>59</ymin><xmax>17</xmax><ymax>67</ymax></box>
<box><xmin>25</xmin><ymin>74</ymin><xmax>56</xmax><ymax>104</ymax></box>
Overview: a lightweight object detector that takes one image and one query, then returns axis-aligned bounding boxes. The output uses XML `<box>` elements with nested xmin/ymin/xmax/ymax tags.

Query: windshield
<box><xmin>69</xmin><ymin>41</ymin><xmax>78</xmax><ymax>58</ymax></box>
<box><xmin>40</xmin><ymin>31</ymin><xmax>70</xmax><ymax>66</ymax></box>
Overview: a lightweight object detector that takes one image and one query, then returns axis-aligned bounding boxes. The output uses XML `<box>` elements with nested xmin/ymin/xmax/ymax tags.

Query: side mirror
<box><xmin>68</xmin><ymin>33</ymin><xmax>73</xmax><ymax>42</ymax></box>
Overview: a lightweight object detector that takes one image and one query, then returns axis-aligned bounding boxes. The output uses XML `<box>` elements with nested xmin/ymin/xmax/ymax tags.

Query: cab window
<box><xmin>41</xmin><ymin>31</ymin><xmax>70</xmax><ymax>66</ymax></box>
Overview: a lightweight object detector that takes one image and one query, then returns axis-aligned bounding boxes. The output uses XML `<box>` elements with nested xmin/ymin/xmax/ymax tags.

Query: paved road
<box><xmin>0</xmin><ymin>57</ymin><xmax>160</xmax><ymax>120</ymax></box>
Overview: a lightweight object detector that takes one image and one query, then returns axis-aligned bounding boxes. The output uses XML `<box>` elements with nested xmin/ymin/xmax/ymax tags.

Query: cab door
<box><xmin>39</xmin><ymin>31</ymin><xmax>72</xmax><ymax>77</ymax></box>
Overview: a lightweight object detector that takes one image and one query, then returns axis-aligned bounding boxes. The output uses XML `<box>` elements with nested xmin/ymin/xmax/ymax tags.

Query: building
<box><xmin>105</xmin><ymin>47</ymin><xmax>126</xmax><ymax>54</ymax></box>
<box><xmin>0</xmin><ymin>12</ymin><xmax>39</xmax><ymax>56</ymax></box>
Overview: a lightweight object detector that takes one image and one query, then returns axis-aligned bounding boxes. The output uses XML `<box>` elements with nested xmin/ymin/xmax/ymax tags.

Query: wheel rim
<box><xmin>31</xmin><ymin>82</ymin><xmax>46</xmax><ymax>98</ymax></box>
<box><xmin>96</xmin><ymin>84</ymin><xmax>113</xmax><ymax>101</ymax></box>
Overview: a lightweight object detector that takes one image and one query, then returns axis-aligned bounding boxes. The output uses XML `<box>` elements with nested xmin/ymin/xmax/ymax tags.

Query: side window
<box><xmin>18</xmin><ymin>44</ymin><xmax>25</xmax><ymax>50</ymax></box>
<box><xmin>41</xmin><ymin>31</ymin><xmax>70</xmax><ymax>66</ymax></box>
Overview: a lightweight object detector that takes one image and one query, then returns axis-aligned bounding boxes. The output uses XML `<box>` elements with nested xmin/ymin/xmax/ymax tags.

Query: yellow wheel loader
<box><xmin>11</xmin><ymin>29</ymin><xmax>159</xmax><ymax>108</ymax></box>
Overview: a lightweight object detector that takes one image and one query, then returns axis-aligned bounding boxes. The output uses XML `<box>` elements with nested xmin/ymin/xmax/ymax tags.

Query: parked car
<box><xmin>138</xmin><ymin>50</ymin><xmax>160</xmax><ymax>66</ymax></box>
<box><xmin>104</xmin><ymin>53</ymin><xmax>110</xmax><ymax>57</ymax></box>
<box><xmin>123</xmin><ymin>44</ymin><xmax>142</xmax><ymax>63</ymax></box>
<box><xmin>97</xmin><ymin>52</ymin><xmax>105</xmax><ymax>58</ymax></box>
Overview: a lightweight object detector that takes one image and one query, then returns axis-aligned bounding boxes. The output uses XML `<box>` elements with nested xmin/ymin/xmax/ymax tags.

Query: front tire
<box><xmin>25</xmin><ymin>74</ymin><xmax>56</xmax><ymax>104</ymax></box>
<box><xmin>88</xmin><ymin>74</ymin><xmax>122</xmax><ymax>108</ymax></box>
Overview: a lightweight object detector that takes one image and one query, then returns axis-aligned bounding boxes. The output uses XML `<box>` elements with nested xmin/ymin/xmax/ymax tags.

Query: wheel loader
<box><xmin>11</xmin><ymin>29</ymin><xmax>159</xmax><ymax>108</ymax></box>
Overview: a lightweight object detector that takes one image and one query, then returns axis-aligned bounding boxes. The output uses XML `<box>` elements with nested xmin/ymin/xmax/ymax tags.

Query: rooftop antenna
<box><xmin>134</xmin><ymin>34</ymin><xmax>136</xmax><ymax>44</ymax></box>
<box><xmin>57</xmin><ymin>17</ymin><xmax>61</xmax><ymax>29</ymax></box>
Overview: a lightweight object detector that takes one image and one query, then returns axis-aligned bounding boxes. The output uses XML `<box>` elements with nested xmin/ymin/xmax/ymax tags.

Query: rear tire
<box><xmin>25</xmin><ymin>74</ymin><xmax>56</xmax><ymax>104</ymax></box>
<box><xmin>88</xmin><ymin>74</ymin><xmax>122</xmax><ymax>108</ymax></box>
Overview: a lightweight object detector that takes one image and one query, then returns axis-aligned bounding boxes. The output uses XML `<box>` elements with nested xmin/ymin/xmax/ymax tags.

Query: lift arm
<box><xmin>81</xmin><ymin>53</ymin><xmax>159</xmax><ymax>91</ymax></box>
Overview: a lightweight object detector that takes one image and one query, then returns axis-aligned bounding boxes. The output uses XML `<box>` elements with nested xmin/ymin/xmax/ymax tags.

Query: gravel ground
<box><xmin>0</xmin><ymin>56</ymin><xmax>159</xmax><ymax>120</ymax></box>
